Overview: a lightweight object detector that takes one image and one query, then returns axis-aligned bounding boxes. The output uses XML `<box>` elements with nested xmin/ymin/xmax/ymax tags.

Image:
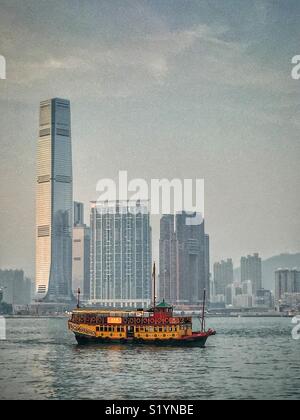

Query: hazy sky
<box><xmin>0</xmin><ymin>0</ymin><xmax>299</xmax><ymax>278</ymax></box>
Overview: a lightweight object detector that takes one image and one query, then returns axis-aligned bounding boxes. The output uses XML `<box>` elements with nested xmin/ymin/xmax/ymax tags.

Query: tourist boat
<box><xmin>68</xmin><ymin>264</ymin><xmax>216</xmax><ymax>347</ymax></box>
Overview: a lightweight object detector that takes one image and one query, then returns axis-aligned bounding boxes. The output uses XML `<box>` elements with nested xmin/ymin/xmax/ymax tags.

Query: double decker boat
<box><xmin>68</xmin><ymin>263</ymin><xmax>216</xmax><ymax>347</ymax></box>
<box><xmin>68</xmin><ymin>300</ymin><xmax>216</xmax><ymax>347</ymax></box>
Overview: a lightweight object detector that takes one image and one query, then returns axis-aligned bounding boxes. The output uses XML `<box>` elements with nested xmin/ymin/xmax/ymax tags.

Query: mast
<box><xmin>77</xmin><ymin>288</ymin><xmax>81</xmax><ymax>309</ymax></box>
<box><xmin>201</xmin><ymin>288</ymin><xmax>206</xmax><ymax>332</ymax></box>
<box><xmin>153</xmin><ymin>262</ymin><xmax>156</xmax><ymax>309</ymax></box>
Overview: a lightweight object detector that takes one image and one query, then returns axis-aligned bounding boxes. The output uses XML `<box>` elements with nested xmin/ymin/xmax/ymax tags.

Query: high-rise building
<box><xmin>35</xmin><ymin>98</ymin><xmax>73</xmax><ymax>302</ymax></box>
<box><xmin>240</xmin><ymin>253</ymin><xmax>262</xmax><ymax>295</ymax></box>
<box><xmin>225</xmin><ymin>284</ymin><xmax>233</xmax><ymax>305</ymax></box>
<box><xmin>176</xmin><ymin>211</ymin><xmax>207</xmax><ymax>305</ymax></box>
<box><xmin>74</xmin><ymin>202</ymin><xmax>84</xmax><ymax>226</ymax></box>
<box><xmin>159</xmin><ymin>212</ymin><xmax>209</xmax><ymax>306</ymax></box>
<box><xmin>0</xmin><ymin>270</ymin><xmax>32</xmax><ymax>305</ymax></box>
<box><xmin>159</xmin><ymin>215</ymin><xmax>177</xmax><ymax>303</ymax></box>
<box><xmin>233</xmin><ymin>294</ymin><xmax>253</xmax><ymax>309</ymax></box>
<box><xmin>204</xmin><ymin>234</ymin><xmax>210</xmax><ymax>300</ymax></box>
<box><xmin>275</xmin><ymin>268</ymin><xmax>300</xmax><ymax>303</ymax></box>
<box><xmin>242</xmin><ymin>280</ymin><xmax>253</xmax><ymax>296</ymax></box>
<box><xmin>73</xmin><ymin>202</ymin><xmax>90</xmax><ymax>300</ymax></box>
<box><xmin>213</xmin><ymin>259</ymin><xmax>234</xmax><ymax>295</ymax></box>
<box><xmin>255</xmin><ymin>289</ymin><xmax>273</xmax><ymax>309</ymax></box>
<box><xmin>90</xmin><ymin>201</ymin><xmax>152</xmax><ymax>308</ymax></box>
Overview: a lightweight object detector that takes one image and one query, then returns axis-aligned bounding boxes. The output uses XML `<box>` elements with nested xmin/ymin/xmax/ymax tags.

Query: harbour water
<box><xmin>0</xmin><ymin>317</ymin><xmax>299</xmax><ymax>400</ymax></box>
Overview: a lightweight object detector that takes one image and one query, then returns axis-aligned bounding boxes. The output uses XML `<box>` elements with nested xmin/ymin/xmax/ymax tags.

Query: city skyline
<box><xmin>1</xmin><ymin>1</ymin><xmax>300</xmax><ymax>279</ymax></box>
<box><xmin>1</xmin><ymin>1</ymin><xmax>300</xmax><ymax>403</ymax></box>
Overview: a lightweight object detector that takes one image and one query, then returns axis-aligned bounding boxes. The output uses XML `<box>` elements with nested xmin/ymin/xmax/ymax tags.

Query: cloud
<box><xmin>0</xmin><ymin>1</ymin><xmax>296</xmax><ymax>104</ymax></box>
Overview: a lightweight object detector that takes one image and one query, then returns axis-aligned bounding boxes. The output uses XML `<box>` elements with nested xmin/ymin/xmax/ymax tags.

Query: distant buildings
<box><xmin>204</xmin><ymin>234</ymin><xmax>210</xmax><ymax>300</ymax></box>
<box><xmin>241</xmin><ymin>253</ymin><xmax>262</xmax><ymax>295</ymax></box>
<box><xmin>213</xmin><ymin>259</ymin><xmax>234</xmax><ymax>295</ymax></box>
<box><xmin>73</xmin><ymin>202</ymin><xmax>90</xmax><ymax>300</ymax></box>
<box><xmin>159</xmin><ymin>212</ymin><xmax>210</xmax><ymax>306</ymax></box>
<box><xmin>225</xmin><ymin>284</ymin><xmax>233</xmax><ymax>306</ymax></box>
<box><xmin>159</xmin><ymin>215</ymin><xmax>177</xmax><ymax>303</ymax></box>
<box><xmin>234</xmin><ymin>294</ymin><xmax>253</xmax><ymax>309</ymax></box>
<box><xmin>242</xmin><ymin>280</ymin><xmax>253</xmax><ymax>296</ymax></box>
<box><xmin>211</xmin><ymin>254</ymin><xmax>275</xmax><ymax>311</ymax></box>
<box><xmin>255</xmin><ymin>289</ymin><xmax>273</xmax><ymax>309</ymax></box>
<box><xmin>90</xmin><ymin>201</ymin><xmax>152</xmax><ymax>308</ymax></box>
<box><xmin>35</xmin><ymin>98</ymin><xmax>73</xmax><ymax>302</ymax></box>
<box><xmin>275</xmin><ymin>268</ymin><xmax>300</xmax><ymax>308</ymax></box>
<box><xmin>74</xmin><ymin>202</ymin><xmax>84</xmax><ymax>226</ymax></box>
<box><xmin>0</xmin><ymin>270</ymin><xmax>32</xmax><ymax>305</ymax></box>
<box><xmin>230</xmin><ymin>281</ymin><xmax>253</xmax><ymax>309</ymax></box>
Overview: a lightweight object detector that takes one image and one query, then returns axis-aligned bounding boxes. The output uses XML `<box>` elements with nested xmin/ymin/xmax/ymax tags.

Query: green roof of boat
<box><xmin>156</xmin><ymin>299</ymin><xmax>172</xmax><ymax>308</ymax></box>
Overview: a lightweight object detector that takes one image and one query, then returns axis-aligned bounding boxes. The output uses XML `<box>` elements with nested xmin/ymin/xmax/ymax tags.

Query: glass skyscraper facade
<box><xmin>35</xmin><ymin>98</ymin><xmax>73</xmax><ymax>302</ymax></box>
<box><xmin>90</xmin><ymin>201</ymin><xmax>152</xmax><ymax>308</ymax></box>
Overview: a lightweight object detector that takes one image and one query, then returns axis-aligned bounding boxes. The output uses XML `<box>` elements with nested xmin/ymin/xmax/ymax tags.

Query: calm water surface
<box><xmin>0</xmin><ymin>317</ymin><xmax>299</xmax><ymax>400</ymax></box>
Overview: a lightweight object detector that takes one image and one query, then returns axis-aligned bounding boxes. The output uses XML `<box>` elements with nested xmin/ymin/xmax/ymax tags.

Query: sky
<box><xmin>0</xmin><ymin>0</ymin><xmax>299</xmax><ymax>278</ymax></box>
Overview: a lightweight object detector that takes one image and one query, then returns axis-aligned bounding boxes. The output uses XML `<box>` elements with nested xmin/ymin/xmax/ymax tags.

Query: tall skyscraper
<box><xmin>35</xmin><ymin>98</ymin><xmax>73</xmax><ymax>302</ymax></box>
<box><xmin>90</xmin><ymin>201</ymin><xmax>152</xmax><ymax>308</ymax></box>
<box><xmin>213</xmin><ymin>259</ymin><xmax>234</xmax><ymax>296</ymax></box>
<box><xmin>240</xmin><ymin>253</ymin><xmax>262</xmax><ymax>295</ymax></box>
<box><xmin>159</xmin><ymin>215</ymin><xmax>177</xmax><ymax>303</ymax></box>
<box><xmin>275</xmin><ymin>268</ymin><xmax>300</xmax><ymax>302</ymax></box>
<box><xmin>73</xmin><ymin>202</ymin><xmax>90</xmax><ymax>300</ymax></box>
<box><xmin>159</xmin><ymin>212</ymin><xmax>209</xmax><ymax>306</ymax></box>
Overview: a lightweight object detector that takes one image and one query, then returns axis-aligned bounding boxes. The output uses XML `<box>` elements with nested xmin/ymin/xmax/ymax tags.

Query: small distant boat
<box><xmin>68</xmin><ymin>264</ymin><xmax>216</xmax><ymax>347</ymax></box>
